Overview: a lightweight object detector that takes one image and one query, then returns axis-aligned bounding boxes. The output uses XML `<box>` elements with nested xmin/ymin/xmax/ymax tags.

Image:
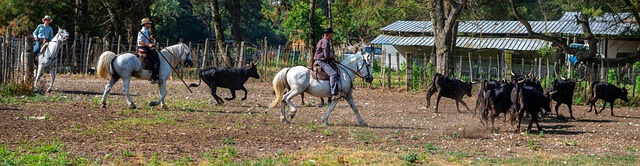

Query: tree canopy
<box><xmin>0</xmin><ymin>0</ymin><xmax>637</xmax><ymax>50</ymax></box>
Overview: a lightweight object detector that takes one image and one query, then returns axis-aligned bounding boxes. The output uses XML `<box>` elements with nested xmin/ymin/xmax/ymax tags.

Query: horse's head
<box><xmin>349</xmin><ymin>52</ymin><xmax>373</xmax><ymax>83</ymax></box>
<box><xmin>56</xmin><ymin>28</ymin><xmax>70</xmax><ymax>42</ymax></box>
<box><xmin>181</xmin><ymin>45</ymin><xmax>193</xmax><ymax>67</ymax></box>
<box><xmin>174</xmin><ymin>43</ymin><xmax>193</xmax><ymax>67</ymax></box>
<box><xmin>247</xmin><ymin>63</ymin><xmax>260</xmax><ymax>79</ymax></box>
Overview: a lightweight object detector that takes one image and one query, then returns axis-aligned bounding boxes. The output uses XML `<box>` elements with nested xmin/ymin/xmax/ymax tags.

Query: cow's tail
<box><xmin>270</xmin><ymin>68</ymin><xmax>290</xmax><ymax>108</ymax></box>
<box><xmin>97</xmin><ymin>51</ymin><xmax>117</xmax><ymax>79</ymax></box>
<box><xmin>427</xmin><ymin>73</ymin><xmax>441</xmax><ymax>97</ymax></box>
<box><xmin>589</xmin><ymin>81</ymin><xmax>597</xmax><ymax>100</ymax></box>
<box><xmin>189</xmin><ymin>70</ymin><xmax>205</xmax><ymax>87</ymax></box>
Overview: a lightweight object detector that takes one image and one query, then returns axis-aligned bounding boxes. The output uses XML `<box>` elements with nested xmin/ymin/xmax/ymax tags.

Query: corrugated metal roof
<box><xmin>559</xmin><ymin>12</ymin><xmax>635</xmax><ymax>22</ymax></box>
<box><xmin>561</xmin><ymin>22</ymin><xmax>639</xmax><ymax>35</ymax></box>
<box><xmin>381</xmin><ymin>12</ymin><xmax>638</xmax><ymax>36</ymax></box>
<box><xmin>380</xmin><ymin>21</ymin><xmax>432</xmax><ymax>33</ymax></box>
<box><xmin>371</xmin><ymin>35</ymin><xmax>551</xmax><ymax>51</ymax></box>
<box><xmin>458</xmin><ymin>21</ymin><xmax>569</xmax><ymax>34</ymax></box>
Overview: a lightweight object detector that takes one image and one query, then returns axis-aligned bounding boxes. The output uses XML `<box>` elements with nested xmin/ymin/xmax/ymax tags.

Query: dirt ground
<box><xmin>1</xmin><ymin>74</ymin><xmax>639</xmax><ymax>163</ymax></box>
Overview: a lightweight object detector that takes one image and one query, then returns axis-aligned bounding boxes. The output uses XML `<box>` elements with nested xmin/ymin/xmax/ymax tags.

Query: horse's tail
<box><xmin>270</xmin><ymin>68</ymin><xmax>290</xmax><ymax>108</ymax></box>
<box><xmin>189</xmin><ymin>69</ymin><xmax>204</xmax><ymax>87</ymax></box>
<box><xmin>97</xmin><ymin>51</ymin><xmax>117</xmax><ymax>79</ymax></box>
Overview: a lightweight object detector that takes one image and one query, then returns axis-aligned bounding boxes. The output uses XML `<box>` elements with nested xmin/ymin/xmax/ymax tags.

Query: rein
<box><xmin>336</xmin><ymin>56</ymin><xmax>371</xmax><ymax>79</ymax></box>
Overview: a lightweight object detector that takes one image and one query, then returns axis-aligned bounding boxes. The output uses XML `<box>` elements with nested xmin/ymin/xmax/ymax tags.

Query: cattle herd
<box><xmin>426</xmin><ymin>72</ymin><xmax>630</xmax><ymax>133</ymax></box>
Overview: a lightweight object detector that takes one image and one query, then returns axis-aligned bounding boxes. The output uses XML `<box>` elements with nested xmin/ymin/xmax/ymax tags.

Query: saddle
<box><xmin>309</xmin><ymin>61</ymin><xmax>339</xmax><ymax>80</ymax></box>
<box><xmin>136</xmin><ymin>49</ymin><xmax>154</xmax><ymax>70</ymax></box>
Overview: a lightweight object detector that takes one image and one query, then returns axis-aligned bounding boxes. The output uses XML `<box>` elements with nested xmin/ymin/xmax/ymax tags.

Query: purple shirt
<box><xmin>314</xmin><ymin>38</ymin><xmax>334</xmax><ymax>61</ymax></box>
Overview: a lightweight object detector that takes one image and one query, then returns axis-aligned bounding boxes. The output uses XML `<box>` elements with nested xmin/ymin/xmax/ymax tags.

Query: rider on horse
<box><xmin>138</xmin><ymin>18</ymin><xmax>162</xmax><ymax>84</ymax></box>
<box><xmin>314</xmin><ymin>28</ymin><xmax>341</xmax><ymax>99</ymax></box>
<box><xmin>32</xmin><ymin>15</ymin><xmax>54</xmax><ymax>65</ymax></box>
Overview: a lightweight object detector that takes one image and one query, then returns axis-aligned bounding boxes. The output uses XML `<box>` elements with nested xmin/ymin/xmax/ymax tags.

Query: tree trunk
<box><xmin>102</xmin><ymin>0</ymin><xmax>119</xmax><ymax>38</ymax></box>
<box><xmin>431</xmin><ymin>0</ymin><xmax>465</xmax><ymax>74</ymax></box>
<box><xmin>229</xmin><ymin>0</ymin><xmax>243</xmax><ymax>67</ymax></box>
<box><xmin>210</xmin><ymin>0</ymin><xmax>231</xmax><ymax>67</ymax></box>
<box><xmin>308</xmin><ymin>0</ymin><xmax>317</xmax><ymax>66</ymax></box>
<box><xmin>327</xmin><ymin>0</ymin><xmax>332</xmax><ymax>28</ymax></box>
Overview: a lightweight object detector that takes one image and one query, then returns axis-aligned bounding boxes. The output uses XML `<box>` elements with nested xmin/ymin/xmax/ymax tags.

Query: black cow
<box><xmin>588</xmin><ymin>82</ymin><xmax>629</xmax><ymax>116</ymax></box>
<box><xmin>512</xmin><ymin>80</ymin><xmax>552</xmax><ymax>132</ymax></box>
<box><xmin>426</xmin><ymin>73</ymin><xmax>473</xmax><ymax>113</ymax></box>
<box><xmin>474</xmin><ymin>79</ymin><xmax>504</xmax><ymax>116</ymax></box>
<box><xmin>481</xmin><ymin>82</ymin><xmax>515</xmax><ymax>132</ymax></box>
<box><xmin>189</xmin><ymin>64</ymin><xmax>260</xmax><ymax>105</ymax></box>
<box><xmin>546</xmin><ymin>79</ymin><xmax>576</xmax><ymax>119</ymax></box>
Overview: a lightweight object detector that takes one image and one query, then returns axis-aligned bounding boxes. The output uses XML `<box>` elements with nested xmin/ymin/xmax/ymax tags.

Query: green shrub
<box><xmin>0</xmin><ymin>83</ymin><xmax>34</xmax><ymax>97</ymax></box>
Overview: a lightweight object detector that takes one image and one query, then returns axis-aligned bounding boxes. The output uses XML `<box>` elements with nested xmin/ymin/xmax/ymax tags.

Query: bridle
<box><xmin>337</xmin><ymin>54</ymin><xmax>372</xmax><ymax>79</ymax></box>
<box><xmin>162</xmin><ymin>44</ymin><xmax>191</xmax><ymax>66</ymax></box>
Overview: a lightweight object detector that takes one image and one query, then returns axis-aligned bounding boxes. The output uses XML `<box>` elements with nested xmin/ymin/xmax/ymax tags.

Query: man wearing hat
<box><xmin>32</xmin><ymin>15</ymin><xmax>54</xmax><ymax>60</ymax></box>
<box><xmin>314</xmin><ymin>28</ymin><xmax>341</xmax><ymax>99</ymax></box>
<box><xmin>137</xmin><ymin>17</ymin><xmax>161</xmax><ymax>84</ymax></box>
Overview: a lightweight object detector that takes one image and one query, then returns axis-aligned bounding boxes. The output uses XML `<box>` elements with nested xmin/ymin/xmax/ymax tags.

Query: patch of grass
<box><xmin>447</xmin><ymin>150</ymin><xmax>471</xmax><ymax>162</ymax></box>
<box><xmin>0</xmin><ymin>82</ymin><xmax>34</xmax><ymax>97</ymax></box>
<box><xmin>2</xmin><ymin>93</ymin><xmax>70</xmax><ymax>104</ymax></box>
<box><xmin>350</xmin><ymin>130</ymin><xmax>379</xmax><ymax>145</ymax></box>
<box><xmin>424</xmin><ymin>142</ymin><xmax>440</xmax><ymax>154</ymax></box>
<box><xmin>528</xmin><ymin>139</ymin><xmax>540</xmax><ymax>150</ymax></box>
<box><xmin>121</xmin><ymin>150</ymin><xmax>135</xmax><ymax>157</ymax></box>
<box><xmin>115</xmin><ymin>115</ymin><xmax>177</xmax><ymax>127</ymax></box>
<box><xmin>560</xmin><ymin>139</ymin><xmax>579</xmax><ymax>146</ymax></box>
<box><xmin>222</xmin><ymin>137</ymin><xmax>235</xmax><ymax>145</ymax></box>
<box><xmin>200</xmin><ymin>146</ymin><xmax>238</xmax><ymax>164</ymax></box>
<box><xmin>321</xmin><ymin>129</ymin><xmax>333</xmax><ymax>136</ymax></box>
<box><xmin>305</xmin><ymin>121</ymin><xmax>325</xmax><ymax>132</ymax></box>
<box><xmin>0</xmin><ymin>141</ymin><xmax>94</xmax><ymax>165</ymax></box>
<box><xmin>402</xmin><ymin>151</ymin><xmax>419</xmax><ymax>163</ymax></box>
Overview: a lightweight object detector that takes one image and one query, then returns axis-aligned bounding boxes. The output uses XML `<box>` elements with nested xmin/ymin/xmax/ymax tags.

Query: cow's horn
<box><xmin>517</xmin><ymin>79</ymin><xmax>525</xmax><ymax>84</ymax></box>
<box><xmin>548</xmin><ymin>90</ymin><xmax>558</xmax><ymax>95</ymax></box>
<box><xmin>510</xmin><ymin>71</ymin><xmax>516</xmax><ymax>76</ymax></box>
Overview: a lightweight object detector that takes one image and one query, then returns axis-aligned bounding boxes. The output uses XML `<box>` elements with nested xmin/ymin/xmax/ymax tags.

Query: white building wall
<box><xmin>381</xmin><ymin>45</ymin><xmax>407</xmax><ymax>70</ymax></box>
<box><xmin>602</xmin><ymin>39</ymin><xmax>640</xmax><ymax>58</ymax></box>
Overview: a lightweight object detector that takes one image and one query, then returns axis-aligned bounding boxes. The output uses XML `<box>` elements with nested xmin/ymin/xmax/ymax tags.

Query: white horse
<box><xmin>96</xmin><ymin>43</ymin><xmax>193</xmax><ymax>109</ymax></box>
<box><xmin>32</xmin><ymin>28</ymin><xmax>70</xmax><ymax>93</ymax></box>
<box><xmin>270</xmin><ymin>53</ymin><xmax>374</xmax><ymax>126</ymax></box>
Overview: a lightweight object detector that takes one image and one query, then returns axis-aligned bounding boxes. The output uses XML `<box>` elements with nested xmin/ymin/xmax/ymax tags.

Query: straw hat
<box><xmin>42</xmin><ymin>15</ymin><xmax>52</xmax><ymax>22</ymax></box>
<box><xmin>141</xmin><ymin>18</ymin><xmax>152</xmax><ymax>25</ymax></box>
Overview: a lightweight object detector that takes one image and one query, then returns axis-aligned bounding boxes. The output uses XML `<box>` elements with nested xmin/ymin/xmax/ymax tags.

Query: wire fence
<box><xmin>1</xmin><ymin>31</ymin><xmax>638</xmax><ymax>99</ymax></box>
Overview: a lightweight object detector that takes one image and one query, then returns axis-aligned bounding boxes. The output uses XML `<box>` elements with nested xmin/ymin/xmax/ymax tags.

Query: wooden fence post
<box><xmin>24</xmin><ymin>36</ymin><xmax>34</xmax><ymax>83</ymax></box>
<box><xmin>387</xmin><ymin>53</ymin><xmax>391</xmax><ymax>88</ymax></box>
<box><xmin>116</xmin><ymin>35</ymin><xmax>121</xmax><ymax>54</ymax></box>
<box><xmin>396</xmin><ymin>52</ymin><xmax>400</xmax><ymax>88</ymax></box>
<box><xmin>240</xmin><ymin>41</ymin><xmax>245</xmax><ymax>66</ymax></box>
<box><xmin>468</xmin><ymin>52</ymin><xmax>473</xmax><ymax>82</ymax></box>
<box><xmin>203</xmin><ymin>39</ymin><xmax>209</xmax><ymax>69</ymax></box>
<box><xmin>488</xmin><ymin>56</ymin><xmax>492</xmax><ymax>80</ymax></box>
<box><xmin>406</xmin><ymin>52</ymin><xmax>412</xmax><ymax>91</ymax></box>
<box><xmin>85</xmin><ymin>37</ymin><xmax>92</xmax><ymax>74</ymax></box>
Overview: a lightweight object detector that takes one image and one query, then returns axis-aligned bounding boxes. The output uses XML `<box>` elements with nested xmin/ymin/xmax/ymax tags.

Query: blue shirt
<box><xmin>32</xmin><ymin>24</ymin><xmax>54</xmax><ymax>41</ymax></box>
<box><xmin>137</xmin><ymin>27</ymin><xmax>152</xmax><ymax>47</ymax></box>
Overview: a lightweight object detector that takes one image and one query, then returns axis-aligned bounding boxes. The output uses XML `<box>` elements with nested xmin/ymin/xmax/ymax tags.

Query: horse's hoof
<box><xmin>322</xmin><ymin>120</ymin><xmax>331</xmax><ymax>126</ymax></box>
<box><xmin>289</xmin><ymin>112</ymin><xmax>297</xmax><ymax>119</ymax></box>
<box><xmin>46</xmin><ymin>89</ymin><xmax>52</xmax><ymax>93</ymax></box>
<box><xmin>101</xmin><ymin>104</ymin><xmax>106</xmax><ymax>109</ymax></box>
<box><xmin>149</xmin><ymin>102</ymin><xmax>158</xmax><ymax>106</ymax></box>
<box><xmin>241</xmin><ymin>98</ymin><xmax>247</xmax><ymax>101</ymax></box>
<box><xmin>281</xmin><ymin>117</ymin><xmax>289</xmax><ymax>124</ymax></box>
<box><xmin>224</xmin><ymin>98</ymin><xmax>233</xmax><ymax>101</ymax></box>
<box><xmin>130</xmin><ymin>105</ymin><xmax>137</xmax><ymax>109</ymax></box>
<box><xmin>359</xmin><ymin>122</ymin><xmax>369</xmax><ymax>127</ymax></box>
